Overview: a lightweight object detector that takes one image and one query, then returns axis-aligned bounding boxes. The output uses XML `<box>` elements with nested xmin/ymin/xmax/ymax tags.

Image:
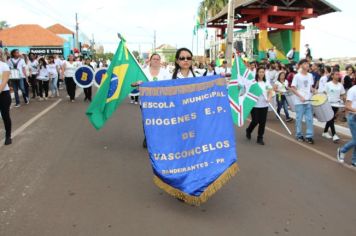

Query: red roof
<box><xmin>0</xmin><ymin>24</ymin><xmax>65</xmax><ymax>47</ymax></box>
<box><xmin>47</xmin><ymin>24</ymin><xmax>74</xmax><ymax>35</ymax></box>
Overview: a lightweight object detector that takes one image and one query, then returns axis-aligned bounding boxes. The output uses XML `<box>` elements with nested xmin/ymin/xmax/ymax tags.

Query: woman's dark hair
<box><xmin>67</xmin><ymin>54</ymin><xmax>74</xmax><ymax>61</ymax></box>
<box><xmin>38</xmin><ymin>57</ymin><xmax>47</xmax><ymax>69</ymax></box>
<box><xmin>277</xmin><ymin>71</ymin><xmax>286</xmax><ymax>82</ymax></box>
<box><xmin>345</xmin><ymin>65</ymin><xmax>354</xmax><ymax>73</ymax></box>
<box><xmin>324</xmin><ymin>65</ymin><xmax>332</xmax><ymax>74</ymax></box>
<box><xmin>172</xmin><ymin>47</ymin><xmax>195</xmax><ymax>79</ymax></box>
<box><xmin>10</xmin><ymin>49</ymin><xmax>18</xmax><ymax>58</ymax></box>
<box><xmin>48</xmin><ymin>55</ymin><xmax>55</xmax><ymax>63</ymax></box>
<box><xmin>255</xmin><ymin>67</ymin><xmax>266</xmax><ymax>82</ymax></box>
<box><xmin>149</xmin><ymin>53</ymin><xmax>161</xmax><ymax>61</ymax></box>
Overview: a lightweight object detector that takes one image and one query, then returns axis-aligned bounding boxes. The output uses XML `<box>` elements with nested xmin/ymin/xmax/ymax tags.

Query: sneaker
<box><xmin>322</xmin><ymin>132</ymin><xmax>332</xmax><ymax>139</ymax></box>
<box><xmin>14</xmin><ymin>104</ymin><xmax>20</xmax><ymax>108</ymax></box>
<box><xmin>134</xmin><ymin>102</ymin><xmax>138</xmax><ymax>105</ymax></box>
<box><xmin>296</xmin><ymin>136</ymin><xmax>304</xmax><ymax>142</ymax></box>
<box><xmin>332</xmin><ymin>135</ymin><xmax>340</xmax><ymax>142</ymax></box>
<box><xmin>352</xmin><ymin>163</ymin><xmax>356</xmax><ymax>167</ymax></box>
<box><xmin>286</xmin><ymin>118</ymin><xmax>293</xmax><ymax>122</ymax></box>
<box><xmin>56</xmin><ymin>91</ymin><xmax>60</xmax><ymax>97</ymax></box>
<box><xmin>44</xmin><ymin>97</ymin><xmax>48</xmax><ymax>100</ymax></box>
<box><xmin>25</xmin><ymin>98</ymin><xmax>30</xmax><ymax>104</ymax></box>
<box><xmin>337</xmin><ymin>148</ymin><xmax>345</xmax><ymax>163</ymax></box>
<box><xmin>71</xmin><ymin>100</ymin><xmax>75</xmax><ymax>103</ymax></box>
<box><xmin>38</xmin><ymin>97</ymin><xmax>44</xmax><ymax>101</ymax></box>
<box><xmin>306</xmin><ymin>138</ymin><xmax>314</xmax><ymax>144</ymax></box>
<box><xmin>130</xmin><ymin>100</ymin><xmax>134</xmax><ymax>104</ymax></box>
<box><xmin>4</xmin><ymin>138</ymin><xmax>12</xmax><ymax>145</ymax></box>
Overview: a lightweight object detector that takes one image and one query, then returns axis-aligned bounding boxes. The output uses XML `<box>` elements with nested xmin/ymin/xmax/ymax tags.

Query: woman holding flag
<box><xmin>246</xmin><ymin>67</ymin><xmax>273</xmax><ymax>145</ymax></box>
<box><xmin>172</xmin><ymin>48</ymin><xmax>196</xmax><ymax>79</ymax></box>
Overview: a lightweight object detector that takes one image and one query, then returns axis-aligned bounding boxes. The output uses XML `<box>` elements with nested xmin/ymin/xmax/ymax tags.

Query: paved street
<box><xmin>1</xmin><ymin>90</ymin><xmax>356</xmax><ymax>236</ymax></box>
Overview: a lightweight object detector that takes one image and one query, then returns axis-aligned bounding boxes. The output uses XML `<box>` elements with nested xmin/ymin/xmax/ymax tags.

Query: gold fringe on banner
<box><xmin>153</xmin><ymin>162</ymin><xmax>239</xmax><ymax>206</ymax></box>
<box><xmin>140</xmin><ymin>77</ymin><xmax>227</xmax><ymax>97</ymax></box>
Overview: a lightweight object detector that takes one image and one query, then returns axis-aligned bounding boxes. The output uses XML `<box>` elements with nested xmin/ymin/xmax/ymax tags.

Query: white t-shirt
<box><xmin>275</xmin><ymin>80</ymin><xmax>288</xmax><ymax>93</ymax></box>
<box><xmin>37</xmin><ymin>66</ymin><xmax>49</xmax><ymax>81</ymax></box>
<box><xmin>30</xmin><ymin>60</ymin><xmax>39</xmax><ymax>75</ymax></box>
<box><xmin>63</xmin><ymin>61</ymin><xmax>78</xmax><ymax>77</ymax></box>
<box><xmin>255</xmin><ymin>80</ymin><xmax>272</xmax><ymax>108</ymax></box>
<box><xmin>317</xmin><ymin>75</ymin><xmax>328</xmax><ymax>93</ymax></box>
<box><xmin>144</xmin><ymin>67</ymin><xmax>171</xmax><ymax>81</ymax></box>
<box><xmin>266</xmin><ymin>69</ymin><xmax>278</xmax><ymax>85</ymax></box>
<box><xmin>7</xmin><ymin>58</ymin><xmax>26</xmax><ymax>78</ymax></box>
<box><xmin>325</xmin><ymin>81</ymin><xmax>345</xmax><ymax>103</ymax></box>
<box><xmin>347</xmin><ymin>85</ymin><xmax>356</xmax><ymax>110</ymax></box>
<box><xmin>175</xmin><ymin>70</ymin><xmax>196</xmax><ymax>79</ymax></box>
<box><xmin>0</xmin><ymin>61</ymin><xmax>10</xmax><ymax>91</ymax></box>
<box><xmin>217</xmin><ymin>66</ymin><xmax>231</xmax><ymax>75</ymax></box>
<box><xmin>47</xmin><ymin>63</ymin><xmax>58</xmax><ymax>78</ymax></box>
<box><xmin>291</xmin><ymin>72</ymin><xmax>314</xmax><ymax>105</ymax></box>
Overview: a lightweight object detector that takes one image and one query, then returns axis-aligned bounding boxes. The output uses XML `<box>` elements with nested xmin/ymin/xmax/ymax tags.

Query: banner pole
<box><xmin>268</xmin><ymin>102</ymin><xmax>292</xmax><ymax>136</ymax></box>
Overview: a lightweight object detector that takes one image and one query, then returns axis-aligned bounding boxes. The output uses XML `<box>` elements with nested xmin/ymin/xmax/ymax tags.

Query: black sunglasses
<box><xmin>178</xmin><ymin>56</ymin><xmax>192</xmax><ymax>61</ymax></box>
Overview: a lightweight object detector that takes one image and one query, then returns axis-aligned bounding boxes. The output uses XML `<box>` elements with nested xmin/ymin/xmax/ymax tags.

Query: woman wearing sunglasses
<box><xmin>172</xmin><ymin>48</ymin><xmax>196</xmax><ymax>79</ymax></box>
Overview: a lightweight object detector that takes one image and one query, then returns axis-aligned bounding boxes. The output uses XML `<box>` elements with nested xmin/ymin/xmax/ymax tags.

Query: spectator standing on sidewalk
<box><xmin>7</xmin><ymin>49</ymin><xmax>29</xmax><ymax>107</ymax></box>
<box><xmin>0</xmin><ymin>60</ymin><xmax>12</xmax><ymax>145</ymax></box>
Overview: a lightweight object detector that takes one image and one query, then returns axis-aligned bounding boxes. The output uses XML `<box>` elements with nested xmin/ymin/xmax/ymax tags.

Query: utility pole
<box><xmin>225</xmin><ymin>0</ymin><xmax>234</xmax><ymax>67</ymax></box>
<box><xmin>153</xmin><ymin>30</ymin><xmax>156</xmax><ymax>52</ymax></box>
<box><xmin>75</xmin><ymin>13</ymin><xmax>79</xmax><ymax>49</ymax></box>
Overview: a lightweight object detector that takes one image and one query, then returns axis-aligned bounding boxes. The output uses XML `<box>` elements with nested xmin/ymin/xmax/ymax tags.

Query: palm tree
<box><xmin>198</xmin><ymin>0</ymin><xmax>229</xmax><ymax>24</ymax></box>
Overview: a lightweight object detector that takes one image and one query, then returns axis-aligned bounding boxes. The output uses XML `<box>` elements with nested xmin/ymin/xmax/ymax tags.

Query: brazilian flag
<box><xmin>86</xmin><ymin>38</ymin><xmax>148</xmax><ymax>129</ymax></box>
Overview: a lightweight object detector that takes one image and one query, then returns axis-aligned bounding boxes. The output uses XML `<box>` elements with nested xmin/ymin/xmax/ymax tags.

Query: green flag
<box><xmin>86</xmin><ymin>39</ymin><xmax>148</xmax><ymax>129</ymax></box>
<box><xmin>228</xmin><ymin>56</ymin><xmax>263</xmax><ymax>127</ymax></box>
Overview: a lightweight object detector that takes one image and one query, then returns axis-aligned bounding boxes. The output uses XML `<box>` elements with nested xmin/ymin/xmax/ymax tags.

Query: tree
<box><xmin>0</xmin><ymin>21</ymin><xmax>9</xmax><ymax>30</ymax></box>
<box><xmin>198</xmin><ymin>0</ymin><xmax>228</xmax><ymax>24</ymax></box>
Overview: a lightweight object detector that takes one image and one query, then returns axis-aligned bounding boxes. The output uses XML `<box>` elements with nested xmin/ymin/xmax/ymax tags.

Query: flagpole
<box><xmin>117</xmin><ymin>33</ymin><xmax>146</xmax><ymax>77</ymax></box>
<box><xmin>268</xmin><ymin>102</ymin><xmax>292</xmax><ymax>135</ymax></box>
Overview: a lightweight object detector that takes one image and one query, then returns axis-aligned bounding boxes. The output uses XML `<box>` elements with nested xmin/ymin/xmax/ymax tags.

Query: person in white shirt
<box><xmin>47</xmin><ymin>56</ymin><xmax>59</xmax><ymax>97</ymax></box>
<box><xmin>218</xmin><ymin>60</ymin><xmax>231</xmax><ymax>78</ymax></box>
<box><xmin>337</xmin><ymin>84</ymin><xmax>356</xmax><ymax>167</ymax></box>
<box><xmin>268</xmin><ymin>47</ymin><xmax>277</xmax><ymax>61</ymax></box>
<box><xmin>0</xmin><ymin>61</ymin><xmax>12</xmax><ymax>145</ymax></box>
<box><xmin>203</xmin><ymin>62</ymin><xmax>217</xmax><ymax>76</ymax></box>
<box><xmin>61</xmin><ymin>55</ymin><xmax>79</xmax><ymax>102</ymax></box>
<box><xmin>274</xmin><ymin>71</ymin><xmax>293</xmax><ymax>122</ymax></box>
<box><xmin>7</xmin><ymin>49</ymin><xmax>29</xmax><ymax>107</ymax></box>
<box><xmin>138</xmin><ymin>53</ymin><xmax>172</xmax><ymax>148</ymax></box>
<box><xmin>266</xmin><ymin>63</ymin><xmax>278</xmax><ymax>86</ymax></box>
<box><xmin>290</xmin><ymin>59</ymin><xmax>315</xmax><ymax>144</ymax></box>
<box><xmin>37</xmin><ymin>57</ymin><xmax>49</xmax><ymax>100</ymax></box>
<box><xmin>172</xmin><ymin>48</ymin><xmax>197</xmax><ymax>79</ymax></box>
<box><xmin>317</xmin><ymin>66</ymin><xmax>331</xmax><ymax>93</ymax></box>
<box><xmin>246</xmin><ymin>67</ymin><xmax>273</xmax><ymax>145</ymax></box>
<box><xmin>322</xmin><ymin>71</ymin><xmax>345</xmax><ymax>142</ymax></box>
<box><xmin>29</xmin><ymin>53</ymin><xmax>39</xmax><ymax>98</ymax></box>
<box><xmin>286</xmin><ymin>48</ymin><xmax>295</xmax><ymax>62</ymax></box>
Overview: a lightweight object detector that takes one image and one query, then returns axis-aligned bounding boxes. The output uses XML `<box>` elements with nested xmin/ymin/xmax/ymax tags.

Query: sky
<box><xmin>2</xmin><ymin>0</ymin><xmax>355</xmax><ymax>59</ymax></box>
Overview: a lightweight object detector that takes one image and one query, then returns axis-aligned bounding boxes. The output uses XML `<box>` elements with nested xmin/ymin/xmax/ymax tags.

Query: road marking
<box><xmin>0</xmin><ymin>99</ymin><xmax>62</xmax><ymax>149</ymax></box>
<box><xmin>265</xmin><ymin>125</ymin><xmax>356</xmax><ymax>172</ymax></box>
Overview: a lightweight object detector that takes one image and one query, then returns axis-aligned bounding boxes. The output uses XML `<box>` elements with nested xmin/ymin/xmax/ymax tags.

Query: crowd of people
<box><xmin>0</xmin><ymin>48</ymin><xmax>109</xmax><ymax>145</ymax></box>
<box><xmin>1</xmin><ymin>45</ymin><xmax>356</xmax><ymax>168</ymax></box>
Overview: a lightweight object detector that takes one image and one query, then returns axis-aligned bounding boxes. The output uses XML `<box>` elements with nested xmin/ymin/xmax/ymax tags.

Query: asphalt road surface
<box><xmin>1</xmin><ymin>90</ymin><xmax>356</xmax><ymax>236</ymax></box>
